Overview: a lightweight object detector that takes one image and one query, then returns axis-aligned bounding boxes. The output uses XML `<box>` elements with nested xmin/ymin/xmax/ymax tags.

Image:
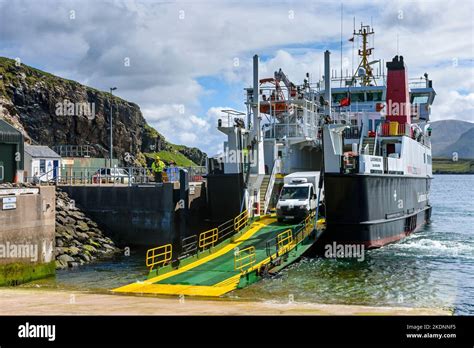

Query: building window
<box><xmin>39</xmin><ymin>159</ymin><xmax>46</xmax><ymax>174</ymax></box>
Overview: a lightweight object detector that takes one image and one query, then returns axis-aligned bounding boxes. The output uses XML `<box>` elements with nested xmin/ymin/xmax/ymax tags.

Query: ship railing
<box><xmin>379</xmin><ymin>122</ymin><xmax>411</xmax><ymax>137</ymax></box>
<box><xmin>198</xmin><ymin>228</ymin><xmax>219</xmax><ymax>251</ymax></box>
<box><xmin>179</xmin><ymin>235</ymin><xmax>198</xmax><ymax>259</ymax></box>
<box><xmin>262</xmin><ymin>158</ymin><xmax>281</xmax><ymax>215</ymax></box>
<box><xmin>265</xmin><ymin>213</ymin><xmax>316</xmax><ymax>257</ymax></box>
<box><xmin>167</xmin><ymin>166</ymin><xmax>207</xmax><ymax>183</ymax></box>
<box><xmin>373</xmin><ymin>124</ymin><xmax>381</xmax><ymax>156</ymax></box>
<box><xmin>218</xmin><ymin>110</ymin><xmax>246</xmax><ymax>128</ymax></box>
<box><xmin>378</xmin><ymin>122</ymin><xmax>431</xmax><ymax>147</ymax></box>
<box><xmin>343</xmin><ymin>125</ymin><xmax>361</xmax><ymax>140</ymax></box>
<box><xmin>234</xmin><ymin>246</ymin><xmax>256</xmax><ymax>271</ymax></box>
<box><xmin>146</xmin><ymin>210</ymin><xmax>250</xmax><ymax>271</ymax></box>
<box><xmin>146</xmin><ymin>244</ymin><xmax>172</xmax><ymax>271</ymax></box>
<box><xmin>264</xmin><ymin>124</ymin><xmax>303</xmax><ymax>139</ymax></box>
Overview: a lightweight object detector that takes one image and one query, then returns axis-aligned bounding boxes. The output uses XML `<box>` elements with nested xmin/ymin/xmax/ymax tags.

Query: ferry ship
<box><xmin>206</xmin><ymin>23</ymin><xmax>435</xmax><ymax>249</ymax></box>
<box><xmin>318</xmin><ymin>24</ymin><xmax>436</xmax><ymax>248</ymax></box>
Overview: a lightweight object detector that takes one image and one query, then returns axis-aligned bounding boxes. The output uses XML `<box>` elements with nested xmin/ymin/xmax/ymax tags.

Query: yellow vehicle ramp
<box><xmin>113</xmin><ymin>213</ymin><xmax>323</xmax><ymax>297</ymax></box>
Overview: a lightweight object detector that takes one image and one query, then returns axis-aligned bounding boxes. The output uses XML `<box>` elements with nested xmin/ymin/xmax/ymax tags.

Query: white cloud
<box><xmin>0</xmin><ymin>0</ymin><xmax>472</xmax><ymax>154</ymax></box>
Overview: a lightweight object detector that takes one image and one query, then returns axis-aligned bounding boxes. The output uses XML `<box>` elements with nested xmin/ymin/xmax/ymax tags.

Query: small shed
<box><xmin>24</xmin><ymin>145</ymin><xmax>61</xmax><ymax>182</ymax></box>
<box><xmin>0</xmin><ymin>119</ymin><xmax>24</xmax><ymax>183</ymax></box>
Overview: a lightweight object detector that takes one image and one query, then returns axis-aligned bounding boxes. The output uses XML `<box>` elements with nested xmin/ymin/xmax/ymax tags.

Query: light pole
<box><xmin>109</xmin><ymin>87</ymin><xmax>117</xmax><ymax>168</ymax></box>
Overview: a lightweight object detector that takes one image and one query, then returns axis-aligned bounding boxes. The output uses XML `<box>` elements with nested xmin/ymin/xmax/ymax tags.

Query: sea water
<box><xmin>33</xmin><ymin>175</ymin><xmax>473</xmax><ymax>314</ymax></box>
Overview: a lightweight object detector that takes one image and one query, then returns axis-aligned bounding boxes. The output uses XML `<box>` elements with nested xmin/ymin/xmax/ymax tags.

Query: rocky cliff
<box><xmin>0</xmin><ymin>57</ymin><xmax>206</xmax><ymax>166</ymax></box>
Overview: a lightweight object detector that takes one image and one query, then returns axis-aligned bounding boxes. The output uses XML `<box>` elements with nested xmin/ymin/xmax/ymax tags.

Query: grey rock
<box><xmin>58</xmin><ymin>254</ymin><xmax>75</xmax><ymax>263</ymax></box>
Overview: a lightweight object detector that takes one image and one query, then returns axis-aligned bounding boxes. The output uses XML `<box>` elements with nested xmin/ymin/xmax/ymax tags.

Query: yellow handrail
<box><xmin>234</xmin><ymin>246</ymin><xmax>256</xmax><ymax>271</ymax></box>
<box><xmin>199</xmin><ymin>228</ymin><xmax>219</xmax><ymax>249</ymax></box>
<box><xmin>146</xmin><ymin>244</ymin><xmax>172</xmax><ymax>271</ymax></box>
<box><xmin>145</xmin><ymin>209</ymin><xmax>250</xmax><ymax>269</ymax></box>
<box><xmin>277</xmin><ymin>229</ymin><xmax>293</xmax><ymax>250</ymax></box>
<box><xmin>234</xmin><ymin>210</ymin><xmax>248</xmax><ymax>232</ymax></box>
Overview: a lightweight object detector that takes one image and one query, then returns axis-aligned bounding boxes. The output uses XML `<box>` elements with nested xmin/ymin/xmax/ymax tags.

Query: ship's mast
<box><xmin>352</xmin><ymin>23</ymin><xmax>376</xmax><ymax>86</ymax></box>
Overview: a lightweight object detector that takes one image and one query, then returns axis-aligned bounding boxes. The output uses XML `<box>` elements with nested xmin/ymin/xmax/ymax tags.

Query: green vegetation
<box><xmin>0</xmin><ymin>261</ymin><xmax>56</xmax><ymax>286</ymax></box>
<box><xmin>143</xmin><ymin>123</ymin><xmax>163</xmax><ymax>139</ymax></box>
<box><xmin>0</xmin><ymin>56</ymin><xmax>121</xmax><ymax>102</ymax></box>
<box><xmin>432</xmin><ymin>158</ymin><xmax>474</xmax><ymax>174</ymax></box>
<box><xmin>0</xmin><ymin>56</ymin><xmax>74</xmax><ymax>95</ymax></box>
<box><xmin>145</xmin><ymin>150</ymin><xmax>196</xmax><ymax>167</ymax></box>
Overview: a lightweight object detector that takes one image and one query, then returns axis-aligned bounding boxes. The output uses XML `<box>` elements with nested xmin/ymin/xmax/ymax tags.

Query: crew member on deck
<box><xmin>152</xmin><ymin>155</ymin><xmax>166</xmax><ymax>183</ymax></box>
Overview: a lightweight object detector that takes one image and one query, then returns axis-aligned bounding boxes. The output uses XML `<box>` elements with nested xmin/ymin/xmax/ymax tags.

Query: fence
<box><xmin>378</xmin><ymin>122</ymin><xmax>431</xmax><ymax>147</ymax></box>
<box><xmin>26</xmin><ymin>165</ymin><xmax>207</xmax><ymax>185</ymax></box>
<box><xmin>147</xmin><ymin>210</ymin><xmax>249</xmax><ymax>271</ymax></box>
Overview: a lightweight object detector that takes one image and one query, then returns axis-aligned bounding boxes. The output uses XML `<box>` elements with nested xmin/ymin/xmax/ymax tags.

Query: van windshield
<box><xmin>280</xmin><ymin>186</ymin><xmax>309</xmax><ymax>200</ymax></box>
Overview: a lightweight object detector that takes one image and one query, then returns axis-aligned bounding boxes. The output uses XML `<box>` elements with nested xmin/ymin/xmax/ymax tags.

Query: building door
<box><xmin>0</xmin><ymin>144</ymin><xmax>15</xmax><ymax>183</ymax></box>
<box><xmin>53</xmin><ymin>160</ymin><xmax>59</xmax><ymax>179</ymax></box>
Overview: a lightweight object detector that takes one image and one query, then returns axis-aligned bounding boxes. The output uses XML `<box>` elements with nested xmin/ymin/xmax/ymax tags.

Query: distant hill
<box><xmin>430</xmin><ymin>120</ymin><xmax>474</xmax><ymax>158</ymax></box>
<box><xmin>437</xmin><ymin>127</ymin><xmax>474</xmax><ymax>159</ymax></box>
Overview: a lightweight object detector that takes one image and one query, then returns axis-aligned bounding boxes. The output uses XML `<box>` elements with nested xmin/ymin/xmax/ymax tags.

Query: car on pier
<box><xmin>92</xmin><ymin>168</ymin><xmax>134</xmax><ymax>184</ymax></box>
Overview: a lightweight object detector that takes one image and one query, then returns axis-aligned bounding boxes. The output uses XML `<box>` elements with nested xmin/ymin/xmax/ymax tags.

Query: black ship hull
<box><xmin>316</xmin><ymin>173</ymin><xmax>432</xmax><ymax>250</ymax></box>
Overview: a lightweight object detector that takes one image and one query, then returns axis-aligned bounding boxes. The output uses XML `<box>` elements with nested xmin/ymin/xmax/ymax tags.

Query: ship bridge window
<box><xmin>366</xmin><ymin>91</ymin><xmax>383</xmax><ymax>101</ymax></box>
<box><xmin>411</xmin><ymin>93</ymin><xmax>430</xmax><ymax>104</ymax></box>
<box><xmin>351</xmin><ymin>92</ymin><xmax>365</xmax><ymax>102</ymax></box>
<box><xmin>332</xmin><ymin>93</ymin><xmax>346</xmax><ymax>103</ymax></box>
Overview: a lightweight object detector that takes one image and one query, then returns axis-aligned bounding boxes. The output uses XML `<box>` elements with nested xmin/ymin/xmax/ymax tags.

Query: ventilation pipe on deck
<box><xmin>252</xmin><ymin>55</ymin><xmax>260</xmax><ymax>135</ymax></box>
<box><xmin>324</xmin><ymin>50</ymin><xmax>332</xmax><ymax>118</ymax></box>
<box><xmin>250</xmin><ymin>55</ymin><xmax>265</xmax><ymax>176</ymax></box>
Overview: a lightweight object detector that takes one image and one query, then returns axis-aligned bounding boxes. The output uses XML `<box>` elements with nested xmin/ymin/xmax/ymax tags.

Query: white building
<box><xmin>24</xmin><ymin>145</ymin><xmax>61</xmax><ymax>182</ymax></box>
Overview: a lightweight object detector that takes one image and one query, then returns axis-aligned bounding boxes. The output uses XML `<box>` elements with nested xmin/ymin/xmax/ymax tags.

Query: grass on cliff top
<box><xmin>145</xmin><ymin>151</ymin><xmax>196</xmax><ymax>167</ymax></box>
<box><xmin>0</xmin><ymin>56</ymin><xmax>122</xmax><ymax>102</ymax></box>
<box><xmin>432</xmin><ymin>158</ymin><xmax>474</xmax><ymax>174</ymax></box>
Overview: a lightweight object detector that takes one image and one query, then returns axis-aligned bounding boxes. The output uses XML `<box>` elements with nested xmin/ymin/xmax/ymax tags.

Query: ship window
<box><xmin>332</xmin><ymin>93</ymin><xmax>346</xmax><ymax>103</ymax></box>
<box><xmin>351</xmin><ymin>93</ymin><xmax>365</xmax><ymax>102</ymax></box>
<box><xmin>366</xmin><ymin>91</ymin><xmax>383</xmax><ymax>101</ymax></box>
<box><xmin>411</xmin><ymin>94</ymin><xmax>429</xmax><ymax>104</ymax></box>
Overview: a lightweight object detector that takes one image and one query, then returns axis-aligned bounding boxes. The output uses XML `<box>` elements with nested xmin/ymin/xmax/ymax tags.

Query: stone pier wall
<box><xmin>60</xmin><ymin>182</ymin><xmax>209</xmax><ymax>248</ymax></box>
<box><xmin>60</xmin><ymin>184</ymin><xmax>177</xmax><ymax>247</ymax></box>
<box><xmin>0</xmin><ymin>185</ymin><xmax>56</xmax><ymax>285</ymax></box>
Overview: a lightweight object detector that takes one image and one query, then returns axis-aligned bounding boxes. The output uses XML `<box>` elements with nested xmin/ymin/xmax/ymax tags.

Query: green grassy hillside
<box><xmin>432</xmin><ymin>158</ymin><xmax>474</xmax><ymax>174</ymax></box>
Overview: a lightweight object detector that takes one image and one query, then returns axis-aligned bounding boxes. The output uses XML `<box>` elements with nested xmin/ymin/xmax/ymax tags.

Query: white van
<box><xmin>276</xmin><ymin>172</ymin><xmax>324</xmax><ymax>222</ymax></box>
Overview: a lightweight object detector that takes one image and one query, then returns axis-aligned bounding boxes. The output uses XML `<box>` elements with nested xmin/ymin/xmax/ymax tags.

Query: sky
<box><xmin>0</xmin><ymin>0</ymin><xmax>473</xmax><ymax>155</ymax></box>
